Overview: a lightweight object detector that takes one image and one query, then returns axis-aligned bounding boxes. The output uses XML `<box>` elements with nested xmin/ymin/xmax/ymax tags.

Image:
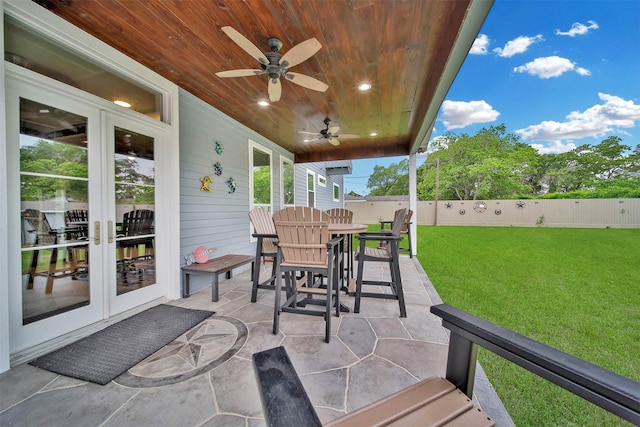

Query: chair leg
<box><xmin>273</xmin><ymin>252</ymin><xmax>282</xmax><ymax>335</ymax></box>
<box><xmin>354</xmin><ymin>251</ymin><xmax>365</xmax><ymax>314</ymax></box>
<box><xmin>407</xmin><ymin>230</ymin><xmax>413</xmax><ymax>258</ymax></box>
<box><xmin>251</xmin><ymin>244</ymin><xmax>262</xmax><ymax>303</ymax></box>
<box><xmin>390</xmin><ymin>245</ymin><xmax>407</xmax><ymax>317</ymax></box>
<box><xmin>27</xmin><ymin>249</ymin><xmax>40</xmax><ymax>289</ymax></box>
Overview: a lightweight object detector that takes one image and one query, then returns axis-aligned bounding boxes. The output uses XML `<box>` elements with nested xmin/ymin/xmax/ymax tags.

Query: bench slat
<box><xmin>325</xmin><ymin>376</ymin><xmax>494</xmax><ymax>427</ymax></box>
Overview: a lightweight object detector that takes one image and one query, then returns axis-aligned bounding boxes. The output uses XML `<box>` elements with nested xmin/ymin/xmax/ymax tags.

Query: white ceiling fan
<box><xmin>215</xmin><ymin>26</ymin><xmax>328</xmax><ymax>102</ymax></box>
<box><xmin>300</xmin><ymin>118</ymin><xmax>359</xmax><ymax>146</ymax></box>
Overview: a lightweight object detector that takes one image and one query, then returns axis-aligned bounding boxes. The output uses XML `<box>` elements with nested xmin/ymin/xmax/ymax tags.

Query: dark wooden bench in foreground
<box><xmin>181</xmin><ymin>254</ymin><xmax>254</xmax><ymax>301</ymax></box>
<box><xmin>252</xmin><ymin>304</ymin><xmax>640</xmax><ymax>426</ymax></box>
<box><xmin>253</xmin><ymin>346</ymin><xmax>493</xmax><ymax>426</ymax></box>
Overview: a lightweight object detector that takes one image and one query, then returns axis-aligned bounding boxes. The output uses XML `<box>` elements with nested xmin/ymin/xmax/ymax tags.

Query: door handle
<box><xmin>108</xmin><ymin>220</ymin><xmax>114</xmax><ymax>243</ymax></box>
<box><xmin>94</xmin><ymin>220</ymin><xmax>101</xmax><ymax>245</ymax></box>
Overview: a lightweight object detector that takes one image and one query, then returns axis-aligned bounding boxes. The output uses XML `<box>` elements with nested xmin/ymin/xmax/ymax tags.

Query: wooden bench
<box><xmin>253</xmin><ymin>306</ymin><xmax>640</xmax><ymax>426</ymax></box>
<box><xmin>181</xmin><ymin>254</ymin><xmax>254</xmax><ymax>301</ymax></box>
<box><xmin>252</xmin><ymin>346</ymin><xmax>494</xmax><ymax>427</ymax></box>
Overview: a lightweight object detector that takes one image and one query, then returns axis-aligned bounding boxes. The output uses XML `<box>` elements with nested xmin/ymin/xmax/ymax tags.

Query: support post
<box><xmin>445</xmin><ymin>330</ymin><xmax>478</xmax><ymax>399</ymax></box>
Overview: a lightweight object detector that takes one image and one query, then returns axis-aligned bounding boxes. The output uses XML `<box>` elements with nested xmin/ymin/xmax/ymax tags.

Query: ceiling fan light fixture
<box><xmin>358</xmin><ymin>82</ymin><xmax>372</xmax><ymax>91</ymax></box>
<box><xmin>114</xmin><ymin>100</ymin><xmax>131</xmax><ymax>108</ymax></box>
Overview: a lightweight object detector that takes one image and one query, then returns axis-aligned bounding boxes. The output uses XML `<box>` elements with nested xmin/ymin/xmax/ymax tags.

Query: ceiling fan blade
<box><xmin>215</xmin><ymin>69</ymin><xmax>264</xmax><ymax>78</ymax></box>
<box><xmin>268</xmin><ymin>78</ymin><xmax>282</xmax><ymax>102</ymax></box>
<box><xmin>285</xmin><ymin>72</ymin><xmax>329</xmax><ymax>92</ymax></box>
<box><xmin>338</xmin><ymin>133</ymin><xmax>360</xmax><ymax>139</ymax></box>
<box><xmin>298</xmin><ymin>131</ymin><xmax>320</xmax><ymax>135</ymax></box>
<box><xmin>327</xmin><ymin>125</ymin><xmax>340</xmax><ymax>135</ymax></box>
<box><xmin>328</xmin><ymin>137</ymin><xmax>340</xmax><ymax>146</ymax></box>
<box><xmin>279</xmin><ymin>38</ymin><xmax>322</xmax><ymax>68</ymax></box>
<box><xmin>221</xmin><ymin>26</ymin><xmax>269</xmax><ymax>65</ymax></box>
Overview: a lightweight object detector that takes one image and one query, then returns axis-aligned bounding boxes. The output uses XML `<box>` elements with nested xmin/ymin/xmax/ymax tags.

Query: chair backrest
<box><xmin>273</xmin><ymin>207</ymin><xmax>329</xmax><ymax>223</ymax></box>
<box><xmin>65</xmin><ymin>209</ymin><xmax>89</xmax><ymax>240</ymax></box>
<box><xmin>23</xmin><ymin>209</ymin><xmax>56</xmax><ymax>245</ymax></box>
<box><xmin>390</xmin><ymin>208</ymin><xmax>408</xmax><ymax>237</ymax></box>
<box><xmin>249</xmin><ymin>207</ymin><xmax>277</xmax><ymax>254</ymax></box>
<box><xmin>273</xmin><ymin>207</ymin><xmax>331</xmax><ymax>266</ymax></box>
<box><xmin>121</xmin><ymin>209</ymin><xmax>154</xmax><ymax>236</ymax></box>
<box><xmin>393</xmin><ymin>208</ymin><xmax>412</xmax><ymax>233</ymax></box>
<box><xmin>325</xmin><ymin>208</ymin><xmax>353</xmax><ymax>224</ymax></box>
<box><xmin>65</xmin><ymin>209</ymin><xmax>88</xmax><ymax>223</ymax></box>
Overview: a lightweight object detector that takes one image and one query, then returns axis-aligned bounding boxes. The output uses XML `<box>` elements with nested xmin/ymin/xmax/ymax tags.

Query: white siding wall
<box><xmin>178</xmin><ymin>90</ymin><xmax>292</xmax><ymax>293</ymax></box>
<box><xmin>294</xmin><ymin>162</ymin><xmax>344</xmax><ymax>210</ymax></box>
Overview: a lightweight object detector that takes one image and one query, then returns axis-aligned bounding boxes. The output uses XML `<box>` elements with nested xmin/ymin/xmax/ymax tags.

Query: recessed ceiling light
<box><xmin>258</xmin><ymin>100</ymin><xmax>270</xmax><ymax>107</ymax></box>
<box><xmin>114</xmin><ymin>100</ymin><xmax>131</xmax><ymax>108</ymax></box>
<box><xmin>358</xmin><ymin>83</ymin><xmax>372</xmax><ymax>91</ymax></box>
<box><xmin>370</xmin><ymin>132</ymin><xmax>378</xmax><ymax>137</ymax></box>
<box><xmin>39</xmin><ymin>109</ymin><xmax>50</xmax><ymax>114</ymax></box>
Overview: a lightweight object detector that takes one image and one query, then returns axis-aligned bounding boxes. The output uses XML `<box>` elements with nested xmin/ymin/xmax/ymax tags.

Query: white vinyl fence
<box><xmin>346</xmin><ymin>198</ymin><xmax>640</xmax><ymax>228</ymax></box>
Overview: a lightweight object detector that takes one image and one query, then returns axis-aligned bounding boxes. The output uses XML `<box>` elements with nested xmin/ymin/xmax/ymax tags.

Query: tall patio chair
<box><xmin>23</xmin><ymin>209</ymin><xmax>87</xmax><ymax>293</ymax></box>
<box><xmin>117</xmin><ymin>209</ymin><xmax>154</xmax><ymax>259</ymax></box>
<box><xmin>117</xmin><ymin>209</ymin><xmax>154</xmax><ymax>285</ymax></box>
<box><xmin>248</xmin><ymin>207</ymin><xmax>279</xmax><ymax>302</ymax></box>
<box><xmin>380</xmin><ymin>208</ymin><xmax>413</xmax><ymax>258</ymax></box>
<box><xmin>325</xmin><ymin>208</ymin><xmax>353</xmax><ymax>224</ymax></box>
<box><xmin>272</xmin><ymin>207</ymin><xmax>342</xmax><ymax>343</ymax></box>
<box><xmin>64</xmin><ymin>209</ymin><xmax>89</xmax><ymax>241</ymax></box>
<box><xmin>355</xmin><ymin>208</ymin><xmax>407</xmax><ymax>317</ymax></box>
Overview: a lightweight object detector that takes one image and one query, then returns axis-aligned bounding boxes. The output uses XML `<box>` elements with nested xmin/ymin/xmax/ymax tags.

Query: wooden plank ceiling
<box><xmin>36</xmin><ymin>0</ymin><xmax>473</xmax><ymax>163</ymax></box>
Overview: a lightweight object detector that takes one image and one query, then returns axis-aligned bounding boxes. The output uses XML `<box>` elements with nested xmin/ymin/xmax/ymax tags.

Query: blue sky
<box><xmin>344</xmin><ymin>0</ymin><xmax>640</xmax><ymax>196</ymax></box>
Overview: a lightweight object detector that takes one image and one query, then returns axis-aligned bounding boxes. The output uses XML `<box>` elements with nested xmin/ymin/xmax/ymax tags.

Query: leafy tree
<box><xmin>20</xmin><ymin>139</ymin><xmax>88</xmax><ymax>202</ymax></box>
<box><xmin>418</xmin><ymin>125</ymin><xmax>536</xmax><ymax>200</ymax></box>
<box><xmin>367</xmin><ymin>159</ymin><xmax>409</xmax><ymax>196</ymax></box>
<box><xmin>253</xmin><ymin>166</ymin><xmax>271</xmax><ymax>205</ymax></box>
<box><xmin>369</xmin><ymin>125</ymin><xmax>638</xmax><ymax>200</ymax></box>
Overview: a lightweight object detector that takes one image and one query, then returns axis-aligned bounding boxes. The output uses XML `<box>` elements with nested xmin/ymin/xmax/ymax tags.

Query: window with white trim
<box><xmin>281</xmin><ymin>156</ymin><xmax>294</xmax><ymax>208</ymax></box>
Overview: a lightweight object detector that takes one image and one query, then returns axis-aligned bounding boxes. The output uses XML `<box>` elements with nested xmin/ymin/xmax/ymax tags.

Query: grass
<box><xmin>413</xmin><ymin>226</ymin><xmax>640</xmax><ymax>426</ymax></box>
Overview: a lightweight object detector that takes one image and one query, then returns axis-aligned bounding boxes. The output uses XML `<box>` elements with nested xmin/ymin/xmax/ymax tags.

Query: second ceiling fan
<box><xmin>300</xmin><ymin>118</ymin><xmax>359</xmax><ymax>146</ymax></box>
<box><xmin>215</xmin><ymin>26</ymin><xmax>328</xmax><ymax>102</ymax></box>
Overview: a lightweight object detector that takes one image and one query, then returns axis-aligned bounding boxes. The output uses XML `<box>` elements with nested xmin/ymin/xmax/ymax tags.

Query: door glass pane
<box><xmin>252</xmin><ymin>147</ymin><xmax>271</xmax><ymax>209</ymax></box>
<box><xmin>19</xmin><ymin>98</ymin><xmax>90</xmax><ymax>324</ymax></box>
<box><xmin>114</xmin><ymin>127</ymin><xmax>156</xmax><ymax>294</ymax></box>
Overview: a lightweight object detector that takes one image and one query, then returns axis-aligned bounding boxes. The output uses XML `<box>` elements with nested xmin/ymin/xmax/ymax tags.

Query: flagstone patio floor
<box><xmin>0</xmin><ymin>256</ymin><xmax>513</xmax><ymax>426</ymax></box>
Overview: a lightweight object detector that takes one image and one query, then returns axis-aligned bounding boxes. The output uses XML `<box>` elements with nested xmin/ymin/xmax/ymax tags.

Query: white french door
<box><xmin>105</xmin><ymin>113</ymin><xmax>164</xmax><ymax>315</ymax></box>
<box><xmin>6</xmin><ymin>69</ymin><xmax>166</xmax><ymax>352</ymax></box>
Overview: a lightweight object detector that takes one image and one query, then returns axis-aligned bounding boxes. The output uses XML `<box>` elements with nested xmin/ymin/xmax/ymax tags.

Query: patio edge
<box><xmin>412</xmin><ymin>257</ymin><xmax>516</xmax><ymax>427</ymax></box>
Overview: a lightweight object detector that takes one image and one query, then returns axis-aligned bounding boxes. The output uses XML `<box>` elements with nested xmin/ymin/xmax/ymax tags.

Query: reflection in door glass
<box><xmin>114</xmin><ymin>127</ymin><xmax>156</xmax><ymax>294</ymax></box>
<box><xmin>19</xmin><ymin>98</ymin><xmax>90</xmax><ymax>324</ymax></box>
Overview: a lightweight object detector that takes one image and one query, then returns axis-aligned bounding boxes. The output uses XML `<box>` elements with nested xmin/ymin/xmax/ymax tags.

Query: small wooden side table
<box><xmin>181</xmin><ymin>254</ymin><xmax>254</xmax><ymax>301</ymax></box>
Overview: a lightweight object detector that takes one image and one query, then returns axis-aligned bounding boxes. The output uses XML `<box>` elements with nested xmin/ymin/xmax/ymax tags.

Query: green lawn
<box><xmin>415</xmin><ymin>226</ymin><xmax>640</xmax><ymax>426</ymax></box>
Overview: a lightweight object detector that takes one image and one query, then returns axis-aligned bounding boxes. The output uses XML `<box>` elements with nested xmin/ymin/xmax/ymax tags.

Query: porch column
<box><xmin>409</xmin><ymin>153</ymin><xmax>417</xmax><ymax>257</ymax></box>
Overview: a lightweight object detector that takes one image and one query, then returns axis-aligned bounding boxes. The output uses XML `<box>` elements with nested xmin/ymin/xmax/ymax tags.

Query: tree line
<box><xmin>364</xmin><ymin>125</ymin><xmax>640</xmax><ymax>200</ymax></box>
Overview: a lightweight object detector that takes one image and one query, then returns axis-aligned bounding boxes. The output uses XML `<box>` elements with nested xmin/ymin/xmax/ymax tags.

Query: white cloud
<box><xmin>493</xmin><ymin>35</ymin><xmax>543</xmax><ymax>57</ymax></box>
<box><xmin>555</xmin><ymin>20</ymin><xmax>599</xmax><ymax>37</ymax></box>
<box><xmin>516</xmin><ymin>93</ymin><xmax>640</xmax><ymax>147</ymax></box>
<box><xmin>470</xmin><ymin>34</ymin><xmax>490</xmax><ymax>55</ymax></box>
<box><xmin>513</xmin><ymin>56</ymin><xmax>590</xmax><ymax>78</ymax></box>
<box><xmin>576</xmin><ymin>67</ymin><xmax>591</xmax><ymax>76</ymax></box>
<box><xmin>439</xmin><ymin>100</ymin><xmax>500</xmax><ymax>130</ymax></box>
<box><xmin>530</xmin><ymin>141</ymin><xmax>577</xmax><ymax>154</ymax></box>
